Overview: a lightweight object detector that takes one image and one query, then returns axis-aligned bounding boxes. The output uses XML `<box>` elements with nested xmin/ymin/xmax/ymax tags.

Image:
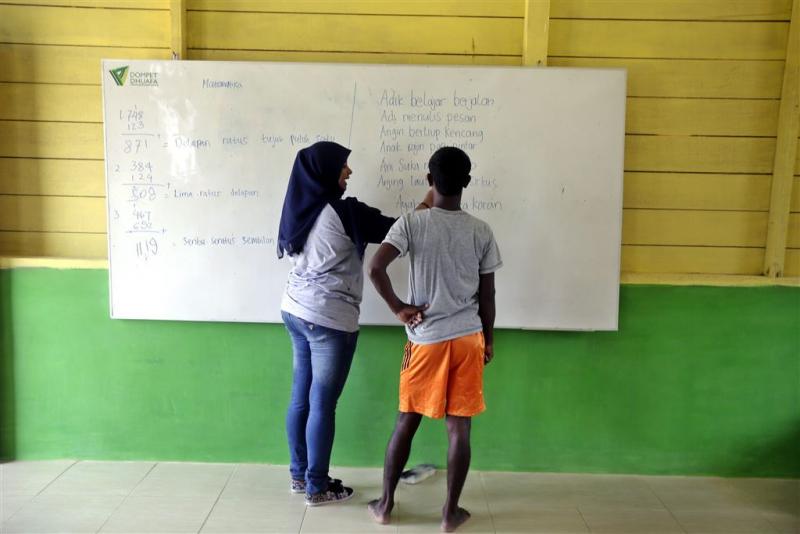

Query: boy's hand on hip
<box><xmin>484</xmin><ymin>344</ymin><xmax>494</xmax><ymax>365</ymax></box>
<box><xmin>395</xmin><ymin>303</ymin><xmax>428</xmax><ymax>327</ymax></box>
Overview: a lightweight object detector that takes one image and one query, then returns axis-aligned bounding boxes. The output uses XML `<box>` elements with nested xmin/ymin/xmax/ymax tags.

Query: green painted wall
<box><xmin>1</xmin><ymin>268</ymin><xmax>798</xmax><ymax>477</ymax></box>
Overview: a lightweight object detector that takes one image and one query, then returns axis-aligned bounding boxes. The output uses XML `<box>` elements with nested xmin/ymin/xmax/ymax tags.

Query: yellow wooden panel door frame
<box><xmin>171</xmin><ymin>0</ymin><xmax>187</xmax><ymax>59</ymax></box>
<box><xmin>764</xmin><ymin>0</ymin><xmax>800</xmax><ymax>277</ymax></box>
<box><xmin>524</xmin><ymin>0</ymin><xmax>550</xmax><ymax>66</ymax></box>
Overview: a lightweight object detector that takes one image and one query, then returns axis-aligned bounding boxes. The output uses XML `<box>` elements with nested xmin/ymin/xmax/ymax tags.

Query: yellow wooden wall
<box><xmin>0</xmin><ymin>0</ymin><xmax>798</xmax><ymax>280</ymax></box>
<box><xmin>548</xmin><ymin>0</ymin><xmax>799</xmax><ymax>277</ymax></box>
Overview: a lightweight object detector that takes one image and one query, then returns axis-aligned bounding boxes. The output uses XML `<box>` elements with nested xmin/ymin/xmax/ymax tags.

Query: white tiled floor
<box><xmin>0</xmin><ymin>461</ymin><xmax>797</xmax><ymax>533</ymax></box>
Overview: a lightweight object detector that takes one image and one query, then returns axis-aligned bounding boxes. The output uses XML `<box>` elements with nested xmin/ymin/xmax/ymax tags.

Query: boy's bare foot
<box><xmin>441</xmin><ymin>507</ymin><xmax>471</xmax><ymax>532</ymax></box>
<box><xmin>367</xmin><ymin>498</ymin><xmax>393</xmax><ymax>525</ymax></box>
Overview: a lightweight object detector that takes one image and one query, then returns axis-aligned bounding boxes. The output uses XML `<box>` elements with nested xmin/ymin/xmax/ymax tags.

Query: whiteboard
<box><xmin>101</xmin><ymin>60</ymin><xmax>625</xmax><ymax>330</ymax></box>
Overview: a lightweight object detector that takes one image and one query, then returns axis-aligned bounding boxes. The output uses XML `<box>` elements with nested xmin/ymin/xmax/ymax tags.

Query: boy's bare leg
<box><xmin>441</xmin><ymin>415</ymin><xmax>471</xmax><ymax>532</ymax></box>
<box><xmin>368</xmin><ymin>411</ymin><xmax>423</xmax><ymax>524</ymax></box>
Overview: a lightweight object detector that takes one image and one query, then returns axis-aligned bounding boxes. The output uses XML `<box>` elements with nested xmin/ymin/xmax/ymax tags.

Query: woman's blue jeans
<box><xmin>282</xmin><ymin>311</ymin><xmax>358</xmax><ymax>495</ymax></box>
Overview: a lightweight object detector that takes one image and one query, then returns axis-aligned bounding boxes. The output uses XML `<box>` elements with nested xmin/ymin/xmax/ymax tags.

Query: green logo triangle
<box><xmin>109</xmin><ymin>66</ymin><xmax>129</xmax><ymax>86</ymax></box>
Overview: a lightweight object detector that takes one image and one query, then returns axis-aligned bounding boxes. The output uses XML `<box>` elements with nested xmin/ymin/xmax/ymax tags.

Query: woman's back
<box><xmin>282</xmin><ymin>204</ymin><xmax>363</xmax><ymax>332</ymax></box>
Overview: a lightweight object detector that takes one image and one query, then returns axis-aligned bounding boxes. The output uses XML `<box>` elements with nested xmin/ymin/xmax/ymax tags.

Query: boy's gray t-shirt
<box><xmin>383</xmin><ymin>207</ymin><xmax>502</xmax><ymax>344</ymax></box>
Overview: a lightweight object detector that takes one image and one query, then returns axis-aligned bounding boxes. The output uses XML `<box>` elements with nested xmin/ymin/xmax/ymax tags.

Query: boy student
<box><xmin>366</xmin><ymin>147</ymin><xmax>502</xmax><ymax>532</ymax></box>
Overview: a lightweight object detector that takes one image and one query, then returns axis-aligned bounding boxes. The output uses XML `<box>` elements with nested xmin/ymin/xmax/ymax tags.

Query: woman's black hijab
<box><xmin>277</xmin><ymin>141</ymin><xmax>350</xmax><ymax>258</ymax></box>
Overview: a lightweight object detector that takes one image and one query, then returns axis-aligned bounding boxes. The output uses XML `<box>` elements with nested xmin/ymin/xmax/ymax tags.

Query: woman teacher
<box><xmin>277</xmin><ymin>141</ymin><xmax>429</xmax><ymax>506</ymax></box>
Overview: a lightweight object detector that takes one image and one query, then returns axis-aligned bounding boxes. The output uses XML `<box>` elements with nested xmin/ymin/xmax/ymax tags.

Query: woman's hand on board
<box><xmin>422</xmin><ymin>187</ymin><xmax>434</xmax><ymax>207</ymax></box>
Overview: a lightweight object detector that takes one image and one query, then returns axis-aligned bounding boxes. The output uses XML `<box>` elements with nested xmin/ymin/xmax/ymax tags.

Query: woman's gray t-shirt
<box><xmin>383</xmin><ymin>207</ymin><xmax>502</xmax><ymax>344</ymax></box>
<box><xmin>281</xmin><ymin>202</ymin><xmax>394</xmax><ymax>332</ymax></box>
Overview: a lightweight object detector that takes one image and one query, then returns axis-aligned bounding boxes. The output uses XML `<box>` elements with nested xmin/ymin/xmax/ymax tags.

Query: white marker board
<box><xmin>101</xmin><ymin>60</ymin><xmax>625</xmax><ymax>330</ymax></box>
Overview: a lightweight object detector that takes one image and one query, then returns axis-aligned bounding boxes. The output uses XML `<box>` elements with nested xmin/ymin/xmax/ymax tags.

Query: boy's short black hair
<box><xmin>429</xmin><ymin>147</ymin><xmax>471</xmax><ymax>196</ymax></box>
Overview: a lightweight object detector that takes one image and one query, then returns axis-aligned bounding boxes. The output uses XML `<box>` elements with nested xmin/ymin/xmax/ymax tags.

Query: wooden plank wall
<box><xmin>0</xmin><ymin>0</ymin><xmax>797</xmax><ymax>279</ymax></box>
<box><xmin>0</xmin><ymin>0</ymin><xmax>170</xmax><ymax>257</ymax></box>
<box><xmin>549</xmin><ymin>0</ymin><xmax>798</xmax><ymax>276</ymax></box>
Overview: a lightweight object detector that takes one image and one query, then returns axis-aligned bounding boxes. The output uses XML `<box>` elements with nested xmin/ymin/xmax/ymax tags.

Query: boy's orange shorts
<box><xmin>399</xmin><ymin>331</ymin><xmax>485</xmax><ymax>419</ymax></box>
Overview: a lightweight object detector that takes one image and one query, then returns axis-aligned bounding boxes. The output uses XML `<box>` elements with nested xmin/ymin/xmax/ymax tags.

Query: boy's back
<box><xmin>384</xmin><ymin>207</ymin><xmax>502</xmax><ymax>344</ymax></box>
<box><xmin>367</xmin><ymin>146</ymin><xmax>500</xmax><ymax>532</ymax></box>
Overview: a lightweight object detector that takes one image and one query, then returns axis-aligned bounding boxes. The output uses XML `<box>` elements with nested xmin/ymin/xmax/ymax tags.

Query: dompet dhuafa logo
<box><xmin>109</xmin><ymin>66</ymin><xmax>129</xmax><ymax>86</ymax></box>
<box><xmin>108</xmin><ymin>66</ymin><xmax>159</xmax><ymax>87</ymax></box>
